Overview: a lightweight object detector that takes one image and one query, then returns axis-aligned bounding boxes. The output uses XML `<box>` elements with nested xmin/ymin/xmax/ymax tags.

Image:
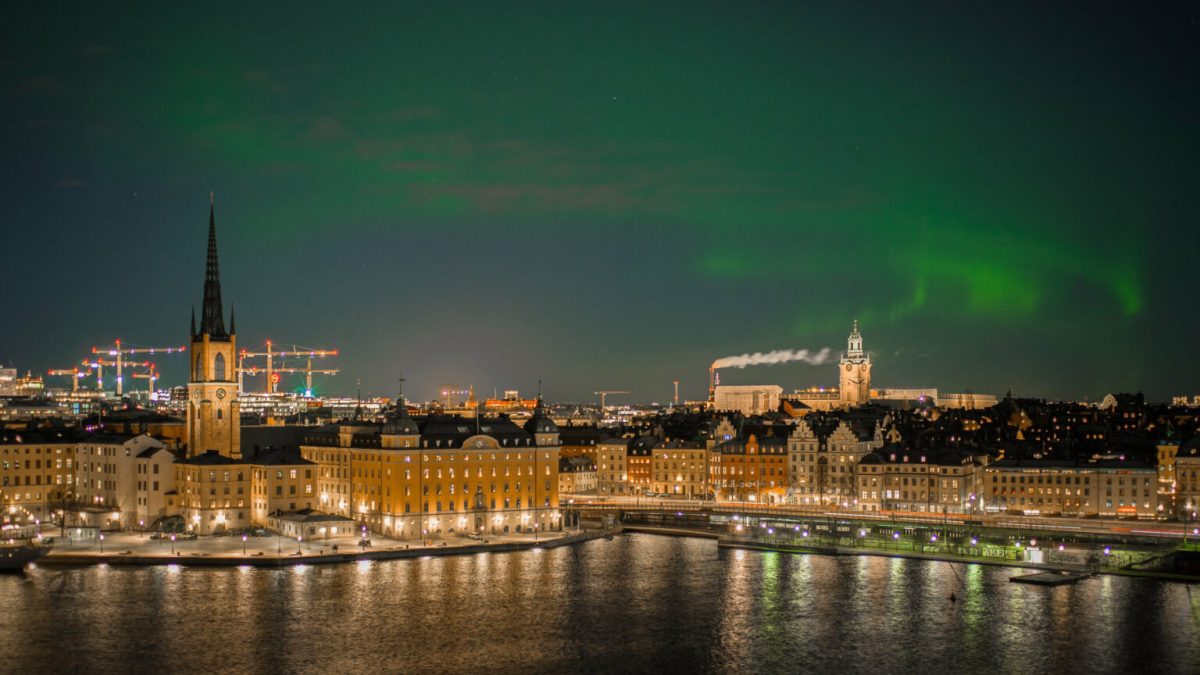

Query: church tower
<box><xmin>838</xmin><ymin>320</ymin><xmax>871</xmax><ymax>406</ymax></box>
<box><xmin>186</xmin><ymin>194</ymin><xmax>241</xmax><ymax>459</ymax></box>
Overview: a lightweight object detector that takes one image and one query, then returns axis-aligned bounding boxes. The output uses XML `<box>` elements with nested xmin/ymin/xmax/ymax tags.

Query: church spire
<box><xmin>200</xmin><ymin>193</ymin><xmax>227</xmax><ymax>337</ymax></box>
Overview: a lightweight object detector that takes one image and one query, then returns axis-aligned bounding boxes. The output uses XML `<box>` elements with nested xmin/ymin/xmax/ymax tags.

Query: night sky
<box><xmin>2</xmin><ymin>2</ymin><xmax>1197</xmax><ymax>403</ymax></box>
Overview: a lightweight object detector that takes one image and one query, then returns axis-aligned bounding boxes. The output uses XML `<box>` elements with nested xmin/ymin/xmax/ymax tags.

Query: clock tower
<box><xmin>186</xmin><ymin>194</ymin><xmax>241</xmax><ymax>459</ymax></box>
<box><xmin>838</xmin><ymin>320</ymin><xmax>871</xmax><ymax>407</ymax></box>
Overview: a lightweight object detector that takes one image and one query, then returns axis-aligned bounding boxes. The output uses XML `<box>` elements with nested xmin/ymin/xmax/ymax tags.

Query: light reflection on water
<box><xmin>3</xmin><ymin>534</ymin><xmax>1197</xmax><ymax>674</ymax></box>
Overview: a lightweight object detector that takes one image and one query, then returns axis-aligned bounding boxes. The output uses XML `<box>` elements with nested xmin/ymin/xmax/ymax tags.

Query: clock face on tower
<box><xmin>845</xmin><ymin>364</ymin><xmax>853</xmax><ymax>372</ymax></box>
<box><xmin>216</xmin><ymin>388</ymin><xmax>227</xmax><ymax>399</ymax></box>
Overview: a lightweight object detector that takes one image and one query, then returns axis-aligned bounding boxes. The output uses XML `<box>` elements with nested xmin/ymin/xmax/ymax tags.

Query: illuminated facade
<box><xmin>596</xmin><ymin>437</ymin><xmax>630</xmax><ymax>495</ymax></box>
<box><xmin>838</xmin><ymin>320</ymin><xmax>871</xmax><ymax>406</ymax></box>
<box><xmin>186</xmin><ymin>195</ymin><xmax>240</xmax><ymax>460</ymax></box>
<box><xmin>299</xmin><ymin>399</ymin><xmax>562</xmax><ymax>537</ymax></box>
<box><xmin>1172</xmin><ymin>438</ymin><xmax>1200</xmax><ymax>520</ymax></box>
<box><xmin>650</xmin><ymin>440</ymin><xmax>707</xmax><ymax>497</ymax></box>
<box><xmin>854</xmin><ymin>449</ymin><xmax>983</xmax><ymax>514</ymax></box>
<box><xmin>0</xmin><ymin>430</ymin><xmax>174</xmax><ymax>529</ymax></box>
<box><xmin>711</xmin><ymin>434</ymin><xmax>789</xmax><ymax>503</ymax></box>
<box><xmin>787</xmin><ymin>418</ymin><xmax>882</xmax><ymax>506</ymax></box>
<box><xmin>982</xmin><ymin>459</ymin><xmax>1161</xmax><ymax>518</ymax></box>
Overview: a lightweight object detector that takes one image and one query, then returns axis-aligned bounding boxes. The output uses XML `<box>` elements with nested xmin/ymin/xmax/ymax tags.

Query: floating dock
<box><xmin>1010</xmin><ymin>571</ymin><xmax>1091</xmax><ymax>586</ymax></box>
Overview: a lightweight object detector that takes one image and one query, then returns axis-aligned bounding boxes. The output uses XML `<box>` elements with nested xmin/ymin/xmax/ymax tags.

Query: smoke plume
<box><xmin>711</xmin><ymin>347</ymin><xmax>832</xmax><ymax>370</ymax></box>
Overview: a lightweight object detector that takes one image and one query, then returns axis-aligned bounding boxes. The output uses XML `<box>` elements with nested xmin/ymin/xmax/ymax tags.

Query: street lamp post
<box><xmin>242</xmin><ymin>534</ymin><xmax>248</xmax><ymax>555</ymax></box>
<box><xmin>297</xmin><ymin>535</ymin><xmax>302</xmax><ymax>554</ymax></box>
<box><xmin>99</xmin><ymin>533</ymin><xmax>104</xmax><ymax>553</ymax></box>
<box><xmin>170</xmin><ymin>533</ymin><xmax>176</xmax><ymax>555</ymax></box>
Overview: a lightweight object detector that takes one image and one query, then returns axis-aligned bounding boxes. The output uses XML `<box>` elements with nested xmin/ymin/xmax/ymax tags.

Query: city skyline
<box><xmin>3</xmin><ymin>3</ymin><xmax>1198</xmax><ymax>402</ymax></box>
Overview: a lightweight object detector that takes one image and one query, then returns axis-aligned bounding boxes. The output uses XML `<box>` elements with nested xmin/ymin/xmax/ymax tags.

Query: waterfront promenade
<box><xmin>35</xmin><ymin>527</ymin><xmax>611</xmax><ymax>567</ymax></box>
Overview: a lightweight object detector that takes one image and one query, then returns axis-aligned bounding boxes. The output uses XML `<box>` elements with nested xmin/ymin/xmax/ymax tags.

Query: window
<box><xmin>214</xmin><ymin>353</ymin><xmax>226</xmax><ymax>381</ymax></box>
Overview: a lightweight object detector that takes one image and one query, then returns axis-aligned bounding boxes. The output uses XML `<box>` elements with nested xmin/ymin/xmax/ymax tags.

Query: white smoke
<box><xmin>711</xmin><ymin>347</ymin><xmax>832</xmax><ymax>370</ymax></box>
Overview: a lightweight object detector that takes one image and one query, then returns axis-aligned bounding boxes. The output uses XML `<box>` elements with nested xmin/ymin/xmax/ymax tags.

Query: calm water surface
<box><xmin>1</xmin><ymin>534</ymin><xmax>1197</xmax><ymax>674</ymax></box>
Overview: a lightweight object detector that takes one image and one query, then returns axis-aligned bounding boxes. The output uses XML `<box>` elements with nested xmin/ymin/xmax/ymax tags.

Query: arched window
<box><xmin>214</xmin><ymin>353</ymin><xmax>226</xmax><ymax>381</ymax></box>
<box><xmin>196</xmin><ymin>354</ymin><xmax>203</xmax><ymax>380</ymax></box>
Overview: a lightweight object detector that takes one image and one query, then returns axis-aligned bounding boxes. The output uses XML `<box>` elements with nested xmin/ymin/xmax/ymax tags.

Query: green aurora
<box><xmin>1</xmin><ymin>2</ymin><xmax>1196</xmax><ymax>401</ymax></box>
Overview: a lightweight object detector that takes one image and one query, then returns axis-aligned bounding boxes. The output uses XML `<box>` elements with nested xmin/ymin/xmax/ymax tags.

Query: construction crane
<box><xmin>594</xmin><ymin>390</ymin><xmax>630</xmax><ymax>409</ymax></box>
<box><xmin>254</xmin><ymin>360</ymin><xmax>339</xmax><ymax>397</ymax></box>
<box><xmin>47</xmin><ymin>368</ymin><xmax>90</xmax><ymax>393</ymax></box>
<box><xmin>131</xmin><ymin>364</ymin><xmax>159</xmax><ymax>399</ymax></box>
<box><xmin>237</xmin><ymin>340</ymin><xmax>339</xmax><ymax>393</ymax></box>
<box><xmin>673</xmin><ymin>380</ymin><xmax>680</xmax><ymax>406</ymax></box>
<box><xmin>91</xmin><ymin>340</ymin><xmax>187</xmax><ymax>396</ymax></box>
<box><xmin>82</xmin><ymin>358</ymin><xmax>151</xmax><ymax>393</ymax></box>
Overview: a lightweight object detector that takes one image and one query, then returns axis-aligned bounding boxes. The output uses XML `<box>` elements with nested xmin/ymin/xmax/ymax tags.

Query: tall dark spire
<box><xmin>200</xmin><ymin>193</ymin><xmax>227</xmax><ymax>337</ymax></box>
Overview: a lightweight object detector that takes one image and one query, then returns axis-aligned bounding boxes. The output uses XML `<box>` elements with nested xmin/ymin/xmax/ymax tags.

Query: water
<box><xmin>1</xmin><ymin>534</ymin><xmax>1196</xmax><ymax>674</ymax></box>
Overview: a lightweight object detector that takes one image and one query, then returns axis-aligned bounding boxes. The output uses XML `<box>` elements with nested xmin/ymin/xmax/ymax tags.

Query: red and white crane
<box><xmin>131</xmin><ymin>364</ymin><xmax>159</xmax><ymax>398</ymax></box>
<box><xmin>91</xmin><ymin>340</ymin><xmax>186</xmax><ymax>396</ymax></box>
<box><xmin>238</xmin><ymin>340</ymin><xmax>338</xmax><ymax>393</ymax></box>
<box><xmin>46</xmin><ymin>367</ymin><xmax>90</xmax><ymax>393</ymax></box>
<box><xmin>81</xmin><ymin>358</ymin><xmax>152</xmax><ymax>394</ymax></box>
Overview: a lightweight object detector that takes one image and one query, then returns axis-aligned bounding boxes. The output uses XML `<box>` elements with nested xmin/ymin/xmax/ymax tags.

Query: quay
<box><xmin>34</xmin><ymin>527</ymin><xmax>618</xmax><ymax>569</ymax></box>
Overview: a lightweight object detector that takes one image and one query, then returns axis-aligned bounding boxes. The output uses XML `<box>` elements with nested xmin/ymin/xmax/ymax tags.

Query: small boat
<box><xmin>0</xmin><ymin>542</ymin><xmax>51</xmax><ymax>572</ymax></box>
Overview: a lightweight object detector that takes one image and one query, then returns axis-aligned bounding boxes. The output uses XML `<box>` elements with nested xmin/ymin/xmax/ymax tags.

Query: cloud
<box><xmin>307</xmin><ymin>116</ymin><xmax>349</xmax><ymax>141</ymax></box>
<box><xmin>408</xmin><ymin>182</ymin><xmax>637</xmax><ymax>213</ymax></box>
<box><xmin>383</xmin><ymin>106</ymin><xmax>440</xmax><ymax>122</ymax></box>
<box><xmin>244</xmin><ymin>69</ymin><xmax>287</xmax><ymax>93</ymax></box>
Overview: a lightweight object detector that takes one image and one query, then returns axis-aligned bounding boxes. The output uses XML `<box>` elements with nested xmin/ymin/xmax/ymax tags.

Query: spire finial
<box><xmin>200</xmin><ymin>195</ymin><xmax>227</xmax><ymax>337</ymax></box>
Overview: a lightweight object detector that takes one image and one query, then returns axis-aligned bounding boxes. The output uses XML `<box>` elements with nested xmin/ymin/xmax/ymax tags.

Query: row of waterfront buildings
<box><xmin>554</xmin><ymin>414</ymin><xmax>1196</xmax><ymax>520</ymax></box>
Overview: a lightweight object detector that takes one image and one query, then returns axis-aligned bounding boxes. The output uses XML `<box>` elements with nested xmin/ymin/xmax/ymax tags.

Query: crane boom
<box><xmin>91</xmin><ymin>340</ymin><xmax>186</xmax><ymax>395</ymax></box>
<box><xmin>593</xmin><ymin>390</ymin><xmax>631</xmax><ymax>409</ymax></box>
<box><xmin>238</xmin><ymin>340</ymin><xmax>339</xmax><ymax>393</ymax></box>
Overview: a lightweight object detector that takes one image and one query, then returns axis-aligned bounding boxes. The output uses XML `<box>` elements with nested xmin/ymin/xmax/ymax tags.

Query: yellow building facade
<box><xmin>300</xmin><ymin>404</ymin><xmax>562</xmax><ymax>538</ymax></box>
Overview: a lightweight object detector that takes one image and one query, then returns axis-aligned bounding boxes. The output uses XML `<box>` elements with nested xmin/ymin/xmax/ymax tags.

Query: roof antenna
<box><xmin>354</xmin><ymin>378</ymin><xmax>362</xmax><ymax>421</ymax></box>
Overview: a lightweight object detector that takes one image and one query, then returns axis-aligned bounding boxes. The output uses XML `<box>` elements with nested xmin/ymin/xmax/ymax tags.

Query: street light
<box><xmin>99</xmin><ymin>533</ymin><xmax>105</xmax><ymax>553</ymax></box>
<box><xmin>170</xmin><ymin>533</ymin><xmax>176</xmax><ymax>555</ymax></box>
<box><xmin>242</xmin><ymin>534</ymin><xmax>248</xmax><ymax>555</ymax></box>
<box><xmin>297</xmin><ymin>535</ymin><xmax>302</xmax><ymax>554</ymax></box>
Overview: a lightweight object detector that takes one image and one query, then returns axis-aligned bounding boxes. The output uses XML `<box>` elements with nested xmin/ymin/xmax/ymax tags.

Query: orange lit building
<box><xmin>711</xmin><ymin>434</ymin><xmax>788</xmax><ymax>503</ymax></box>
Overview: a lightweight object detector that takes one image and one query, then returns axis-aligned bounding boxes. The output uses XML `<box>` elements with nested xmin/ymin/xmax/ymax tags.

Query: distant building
<box><xmin>650</xmin><ymin>440</ymin><xmax>707</xmax><ymax>497</ymax></box>
<box><xmin>559</xmin><ymin>456</ymin><xmax>597</xmax><ymax>495</ymax></box>
<box><xmin>713</xmin><ymin>385</ymin><xmax>783</xmax><ymax>416</ymax></box>
<box><xmin>596</xmin><ymin>437</ymin><xmax>631</xmax><ymax>496</ymax></box>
